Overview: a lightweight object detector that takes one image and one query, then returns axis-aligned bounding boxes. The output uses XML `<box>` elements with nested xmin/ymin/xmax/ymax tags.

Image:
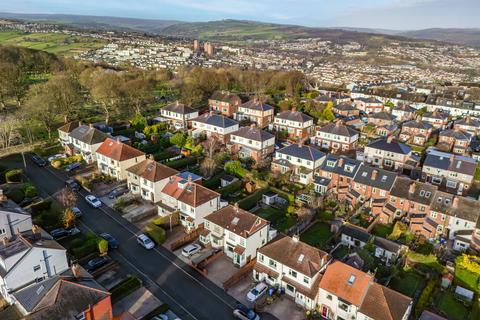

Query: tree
<box><xmin>98</xmin><ymin>239</ymin><xmax>109</xmax><ymax>256</ymax></box>
<box><xmin>130</xmin><ymin>114</ymin><xmax>148</xmax><ymax>131</ymax></box>
<box><xmin>25</xmin><ymin>83</ymin><xmax>61</xmax><ymax>140</ymax></box>
<box><xmin>122</xmin><ymin>77</ymin><xmax>155</xmax><ymax>115</ymax></box>
<box><xmin>321</xmin><ymin>101</ymin><xmax>335</xmax><ymax>121</ymax></box>
<box><xmin>90</xmin><ymin>71</ymin><xmax>125</xmax><ymax>124</ymax></box>
<box><xmin>170</xmin><ymin>132</ymin><xmax>187</xmax><ymax>149</ymax></box>
<box><xmin>203</xmin><ymin>136</ymin><xmax>220</xmax><ymax>159</ymax></box>
<box><xmin>0</xmin><ymin>114</ymin><xmax>20</xmax><ymax>149</ymax></box>
<box><xmin>57</xmin><ymin>187</ymin><xmax>78</xmax><ymax>209</ymax></box>
<box><xmin>0</xmin><ymin>62</ymin><xmax>28</xmax><ymax>107</ymax></box>
<box><xmin>43</xmin><ymin>73</ymin><xmax>83</xmax><ymax>123</ymax></box>
<box><xmin>200</xmin><ymin>157</ymin><xmax>217</xmax><ymax>178</ymax></box>
<box><xmin>62</xmin><ymin>208</ymin><xmax>76</xmax><ymax>229</ymax></box>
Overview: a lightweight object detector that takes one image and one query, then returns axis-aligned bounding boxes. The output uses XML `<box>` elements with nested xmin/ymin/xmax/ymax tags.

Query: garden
<box><xmin>300</xmin><ymin>222</ymin><xmax>333</xmax><ymax>249</ymax></box>
<box><xmin>255</xmin><ymin>206</ymin><xmax>297</xmax><ymax>233</ymax></box>
<box><xmin>389</xmin><ymin>270</ymin><xmax>426</xmax><ymax>297</ymax></box>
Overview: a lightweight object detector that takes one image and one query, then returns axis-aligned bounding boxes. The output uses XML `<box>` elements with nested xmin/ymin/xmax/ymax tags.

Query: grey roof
<box><xmin>439</xmin><ymin>129</ymin><xmax>472</xmax><ymax>140</ymax></box>
<box><xmin>374</xmin><ymin>236</ymin><xmax>401</xmax><ymax>253</ymax></box>
<box><xmin>334</xmin><ymin>103</ymin><xmax>357</xmax><ymax>111</ymax></box>
<box><xmin>369</xmin><ymin>111</ymin><xmax>394</xmax><ymax>121</ymax></box>
<box><xmin>393</xmin><ymin>104</ymin><xmax>415</xmax><ymax>113</ymax></box>
<box><xmin>423</xmin><ymin>150</ymin><xmax>476</xmax><ymax>176</ymax></box>
<box><xmin>314</xmin><ymin>176</ymin><xmax>331</xmax><ymax>186</ymax></box>
<box><xmin>390</xmin><ymin>177</ymin><xmax>437</xmax><ymax>205</ymax></box>
<box><xmin>317</xmin><ymin>122</ymin><xmax>359</xmax><ymax>137</ymax></box>
<box><xmin>232</xmin><ymin>126</ymin><xmax>274</xmax><ymax>142</ymax></box>
<box><xmin>367</xmin><ymin>138</ymin><xmax>411</xmax><ymax>155</ymax></box>
<box><xmin>455</xmin><ymin>117</ymin><xmax>480</xmax><ymax>128</ymax></box>
<box><xmin>193</xmin><ymin>113</ymin><xmax>239</xmax><ymax>128</ymax></box>
<box><xmin>342</xmin><ymin>224</ymin><xmax>372</xmax><ymax>243</ymax></box>
<box><xmin>358</xmin><ymin>97</ymin><xmax>383</xmax><ymax>104</ymax></box>
<box><xmin>163</xmin><ymin>102</ymin><xmax>197</xmax><ymax>114</ymax></box>
<box><xmin>0</xmin><ymin>199</ymin><xmax>30</xmax><ymax>216</ymax></box>
<box><xmin>277</xmin><ymin>143</ymin><xmax>325</xmax><ymax>161</ymax></box>
<box><xmin>353</xmin><ymin>164</ymin><xmax>398</xmax><ymax>191</ymax></box>
<box><xmin>430</xmin><ymin>191</ymin><xmax>455</xmax><ymax>214</ymax></box>
<box><xmin>320</xmin><ymin>154</ymin><xmax>362</xmax><ymax>179</ymax></box>
<box><xmin>240</xmin><ymin>100</ymin><xmax>274</xmax><ymax>111</ymax></box>
<box><xmin>402</xmin><ymin>120</ymin><xmax>433</xmax><ymax>130</ymax></box>
<box><xmin>69</xmin><ymin>125</ymin><xmax>109</xmax><ymax>145</ymax></box>
<box><xmin>422</xmin><ymin>111</ymin><xmax>448</xmax><ymax>120</ymax></box>
<box><xmin>447</xmin><ymin>197</ymin><xmax>480</xmax><ymax>222</ymax></box>
<box><xmin>275</xmin><ymin>110</ymin><xmax>313</xmax><ymax>123</ymax></box>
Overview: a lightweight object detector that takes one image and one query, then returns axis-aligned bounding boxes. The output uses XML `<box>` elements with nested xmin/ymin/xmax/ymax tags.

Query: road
<box><xmin>2</xmin><ymin>154</ymin><xmax>278</xmax><ymax>320</ymax></box>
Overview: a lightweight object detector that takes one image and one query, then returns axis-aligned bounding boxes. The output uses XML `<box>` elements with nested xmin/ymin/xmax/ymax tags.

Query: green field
<box><xmin>0</xmin><ymin>31</ymin><xmax>105</xmax><ymax>55</ymax></box>
<box><xmin>300</xmin><ymin>222</ymin><xmax>333</xmax><ymax>249</ymax></box>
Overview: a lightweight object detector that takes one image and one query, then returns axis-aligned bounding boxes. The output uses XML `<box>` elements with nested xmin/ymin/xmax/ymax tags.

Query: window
<box><xmin>327</xmin><ymin>294</ymin><xmax>332</xmax><ymax>300</ymax></box>
<box><xmin>269</xmin><ymin>259</ymin><xmax>277</xmax><ymax>268</ymax></box>
<box><xmin>303</xmin><ymin>277</ymin><xmax>309</xmax><ymax>285</ymax></box>
<box><xmin>338</xmin><ymin>302</ymin><xmax>349</xmax><ymax>312</ymax></box>
<box><xmin>33</xmin><ymin>265</ymin><xmax>41</xmax><ymax>272</ymax></box>
<box><xmin>258</xmin><ymin>254</ymin><xmax>264</xmax><ymax>262</ymax></box>
<box><xmin>289</xmin><ymin>269</ymin><xmax>298</xmax><ymax>278</ymax></box>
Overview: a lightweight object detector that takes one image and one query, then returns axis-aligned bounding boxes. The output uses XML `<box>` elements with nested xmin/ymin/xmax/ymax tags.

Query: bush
<box><xmin>224</xmin><ymin>160</ymin><xmax>248</xmax><ymax>178</ymax></box>
<box><xmin>51</xmin><ymin>155</ymin><xmax>83</xmax><ymax>168</ymax></box>
<box><xmin>110</xmin><ymin>276</ymin><xmax>142</xmax><ymax>302</ymax></box>
<box><xmin>29</xmin><ymin>199</ymin><xmax>53</xmax><ymax>214</ymax></box>
<box><xmin>70</xmin><ymin>233</ymin><xmax>100</xmax><ymax>259</ymax></box>
<box><xmin>414</xmin><ymin>279</ymin><xmax>436</xmax><ymax>317</ymax></box>
<box><xmin>23</xmin><ymin>183</ymin><xmax>38</xmax><ymax>198</ymax></box>
<box><xmin>238</xmin><ymin>189</ymin><xmax>267</xmax><ymax>210</ymax></box>
<box><xmin>218</xmin><ymin>180</ymin><xmax>243</xmax><ymax>197</ymax></box>
<box><xmin>5</xmin><ymin>169</ymin><xmax>22</xmax><ymax>183</ymax></box>
<box><xmin>145</xmin><ymin>223</ymin><xmax>167</xmax><ymax>245</ymax></box>
<box><xmin>165</xmin><ymin>156</ymin><xmax>197</xmax><ymax>170</ymax></box>
<box><xmin>153</xmin><ymin>213</ymin><xmax>179</xmax><ymax>228</ymax></box>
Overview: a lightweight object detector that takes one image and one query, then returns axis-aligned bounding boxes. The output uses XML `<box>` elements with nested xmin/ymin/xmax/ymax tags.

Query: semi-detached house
<box><xmin>0</xmin><ymin>195</ymin><xmax>33</xmax><ymax>241</ymax></box>
<box><xmin>201</xmin><ymin>204</ymin><xmax>269</xmax><ymax>267</ymax></box>
<box><xmin>253</xmin><ymin>235</ymin><xmax>330</xmax><ymax>309</ymax></box>
<box><xmin>363</xmin><ymin>137</ymin><xmax>414</xmax><ymax>171</ymax></box>
<box><xmin>160</xmin><ymin>101</ymin><xmax>199</xmax><ymax>128</ymax></box>
<box><xmin>272</xmin><ymin>109</ymin><xmax>314</xmax><ymax>140</ymax></box>
<box><xmin>228</xmin><ymin>125</ymin><xmax>275</xmax><ymax>163</ymax></box>
<box><xmin>191</xmin><ymin>112</ymin><xmax>239</xmax><ymax>143</ymax></box>
<box><xmin>314</xmin><ymin>122</ymin><xmax>359</xmax><ymax>153</ymax></box>
<box><xmin>234</xmin><ymin>99</ymin><xmax>274</xmax><ymax>128</ymax></box>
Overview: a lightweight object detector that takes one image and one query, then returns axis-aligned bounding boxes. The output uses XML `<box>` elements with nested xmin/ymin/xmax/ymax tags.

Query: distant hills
<box><xmin>1</xmin><ymin>12</ymin><xmax>480</xmax><ymax>47</ymax></box>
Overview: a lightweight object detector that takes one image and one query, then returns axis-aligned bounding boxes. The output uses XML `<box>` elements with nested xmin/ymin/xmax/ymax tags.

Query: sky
<box><xmin>1</xmin><ymin>0</ymin><xmax>479</xmax><ymax>30</ymax></box>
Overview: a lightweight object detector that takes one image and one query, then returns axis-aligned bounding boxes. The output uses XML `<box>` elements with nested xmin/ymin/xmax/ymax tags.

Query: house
<box><xmin>0</xmin><ymin>228</ymin><xmax>69</xmax><ymax>303</ymax></box>
<box><xmin>0</xmin><ymin>193</ymin><xmax>33</xmax><ymax>240</ymax></box>
<box><xmin>399</xmin><ymin>119</ymin><xmax>434</xmax><ymax>146</ymax></box>
<box><xmin>160</xmin><ymin>101</ymin><xmax>199</xmax><ymax>128</ymax></box>
<box><xmin>375</xmin><ymin>124</ymin><xmax>399</xmax><ymax>137</ymax></box>
<box><xmin>363</xmin><ymin>137</ymin><xmax>415</xmax><ymax>171</ymax></box>
<box><xmin>348</xmin><ymin>165</ymin><xmax>397</xmax><ymax>214</ymax></box>
<box><xmin>191</xmin><ymin>112</ymin><xmax>239</xmax><ymax>143</ymax></box>
<box><xmin>333</xmin><ymin>103</ymin><xmax>359</xmax><ymax>117</ymax></box>
<box><xmin>340</xmin><ymin>224</ymin><xmax>371</xmax><ymax>249</ymax></box>
<box><xmin>62</xmin><ymin>123</ymin><xmax>110</xmax><ymax>163</ymax></box>
<box><xmin>367</xmin><ymin>111</ymin><xmax>395</xmax><ymax>127</ymax></box>
<box><xmin>234</xmin><ymin>99</ymin><xmax>274</xmax><ymax>127</ymax></box>
<box><xmin>454</xmin><ymin>116</ymin><xmax>480</xmax><ymax>135</ymax></box>
<box><xmin>392</xmin><ymin>104</ymin><xmax>416</xmax><ymax>122</ymax></box>
<box><xmin>228</xmin><ymin>125</ymin><xmax>275</xmax><ymax>163</ymax></box>
<box><xmin>373</xmin><ymin>236</ymin><xmax>404</xmax><ymax>265</ymax></box>
<box><xmin>355</xmin><ymin>97</ymin><xmax>384</xmax><ymax>113</ymax></box>
<box><xmin>208</xmin><ymin>91</ymin><xmax>241</xmax><ymax>116</ymax></box>
<box><xmin>57</xmin><ymin>121</ymin><xmax>80</xmax><ymax>148</ymax></box>
<box><xmin>126</xmin><ymin>158</ymin><xmax>178</xmax><ymax>203</ymax></box>
<box><xmin>438</xmin><ymin>129</ymin><xmax>472</xmax><ymax>155</ymax></box>
<box><xmin>446</xmin><ymin>197</ymin><xmax>480</xmax><ymax>251</ymax></box>
<box><xmin>220</xmin><ymin>175</ymin><xmax>238</xmax><ymax>188</ymax></box>
<box><xmin>316</xmin><ymin>155</ymin><xmax>361</xmax><ymax>199</ymax></box>
<box><xmin>253</xmin><ymin>235</ymin><xmax>330</xmax><ymax>309</ymax></box>
<box><xmin>421</xmin><ymin>150</ymin><xmax>476</xmax><ymax>195</ymax></box>
<box><xmin>12</xmin><ymin>270</ymin><xmax>112</xmax><ymax>320</ymax></box>
<box><xmin>201</xmin><ymin>204</ymin><xmax>269</xmax><ymax>267</ymax></box>
<box><xmin>158</xmin><ymin>175</ymin><xmax>221</xmax><ymax>231</ymax></box>
<box><xmin>313</xmin><ymin>121</ymin><xmax>360</xmax><ymax>153</ymax></box>
<box><xmin>272</xmin><ymin>108</ymin><xmax>314</xmax><ymax>140</ymax></box>
<box><xmin>318</xmin><ymin>261</ymin><xmax>412</xmax><ymax>320</ymax></box>
<box><xmin>422</xmin><ymin>110</ymin><xmax>449</xmax><ymax>129</ymax></box>
<box><xmin>96</xmin><ymin>138</ymin><xmax>146</xmax><ymax>180</ymax></box>
<box><xmin>271</xmin><ymin>143</ymin><xmax>326</xmax><ymax>185</ymax></box>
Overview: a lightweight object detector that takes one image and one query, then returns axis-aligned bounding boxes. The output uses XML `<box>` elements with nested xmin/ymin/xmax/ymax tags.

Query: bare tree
<box><xmin>200</xmin><ymin>157</ymin><xmax>217</xmax><ymax>178</ymax></box>
<box><xmin>0</xmin><ymin>115</ymin><xmax>20</xmax><ymax>149</ymax></box>
<box><xmin>57</xmin><ymin>187</ymin><xmax>78</xmax><ymax>209</ymax></box>
<box><xmin>203</xmin><ymin>136</ymin><xmax>220</xmax><ymax>159</ymax></box>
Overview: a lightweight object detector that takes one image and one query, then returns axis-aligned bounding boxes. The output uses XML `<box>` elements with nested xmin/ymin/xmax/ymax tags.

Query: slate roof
<box><xmin>193</xmin><ymin>113</ymin><xmax>239</xmax><ymax>128</ymax></box>
<box><xmin>367</xmin><ymin>138</ymin><xmax>411</xmax><ymax>155</ymax></box>
<box><xmin>353</xmin><ymin>164</ymin><xmax>397</xmax><ymax>190</ymax></box>
<box><xmin>369</xmin><ymin>111</ymin><xmax>394</xmax><ymax>121</ymax></box>
<box><xmin>205</xmin><ymin>205</ymin><xmax>269</xmax><ymax>238</ymax></box>
<box><xmin>430</xmin><ymin>191</ymin><xmax>455</xmax><ymax>214</ymax></box>
<box><xmin>57</xmin><ymin>121</ymin><xmax>79</xmax><ymax>133</ymax></box>
<box><xmin>423</xmin><ymin>150</ymin><xmax>476</xmax><ymax>176</ymax></box>
<box><xmin>320</xmin><ymin>154</ymin><xmax>362</xmax><ymax>178</ymax></box>
<box><xmin>240</xmin><ymin>100</ymin><xmax>274</xmax><ymax>111</ymax></box>
<box><xmin>126</xmin><ymin>159</ymin><xmax>178</xmax><ymax>182</ymax></box>
<box><xmin>374</xmin><ymin>237</ymin><xmax>401</xmax><ymax>253</ymax></box>
<box><xmin>258</xmin><ymin>235</ymin><xmax>329</xmax><ymax>277</ymax></box>
<box><xmin>232</xmin><ymin>126</ymin><xmax>274</xmax><ymax>142</ymax></box>
<box><xmin>422</xmin><ymin>111</ymin><xmax>449</xmax><ymax>120</ymax></box>
<box><xmin>455</xmin><ymin>117</ymin><xmax>480</xmax><ymax>128</ymax></box>
<box><xmin>275</xmin><ymin>110</ymin><xmax>313</xmax><ymax>123</ymax></box>
<box><xmin>69</xmin><ymin>125</ymin><xmax>109</xmax><ymax>145</ymax></box>
<box><xmin>210</xmin><ymin>91</ymin><xmax>241</xmax><ymax>104</ymax></box>
<box><xmin>277</xmin><ymin>143</ymin><xmax>325</xmax><ymax>161</ymax></box>
<box><xmin>342</xmin><ymin>224</ymin><xmax>372</xmax><ymax>243</ymax></box>
<box><xmin>163</xmin><ymin>101</ymin><xmax>197</xmax><ymax>114</ymax></box>
<box><xmin>402</xmin><ymin>120</ymin><xmax>433</xmax><ymax>130</ymax></box>
<box><xmin>419</xmin><ymin>311</ymin><xmax>447</xmax><ymax>320</ymax></box>
<box><xmin>439</xmin><ymin>129</ymin><xmax>472</xmax><ymax>140</ymax></box>
<box><xmin>359</xmin><ymin>283</ymin><xmax>412</xmax><ymax>320</ymax></box>
<box><xmin>334</xmin><ymin>103</ymin><xmax>357</xmax><ymax>111</ymax></box>
<box><xmin>358</xmin><ymin>97</ymin><xmax>383</xmax><ymax>104</ymax></box>
<box><xmin>393</xmin><ymin>104</ymin><xmax>416</xmax><ymax>113</ymax></box>
<box><xmin>317</xmin><ymin>122</ymin><xmax>359</xmax><ymax>137</ymax></box>
<box><xmin>96</xmin><ymin>138</ymin><xmax>145</xmax><ymax>161</ymax></box>
<box><xmin>447</xmin><ymin>197</ymin><xmax>480</xmax><ymax>222</ymax></box>
<box><xmin>390</xmin><ymin>177</ymin><xmax>437</xmax><ymax>205</ymax></box>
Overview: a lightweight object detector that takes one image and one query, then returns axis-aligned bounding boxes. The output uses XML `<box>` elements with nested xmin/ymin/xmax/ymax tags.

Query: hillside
<box><xmin>399</xmin><ymin>28</ymin><xmax>480</xmax><ymax>47</ymax></box>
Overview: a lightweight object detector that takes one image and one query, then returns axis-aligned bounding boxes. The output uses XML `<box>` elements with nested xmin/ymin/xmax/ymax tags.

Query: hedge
<box><xmin>23</xmin><ymin>183</ymin><xmax>38</xmax><ymax>198</ymax></box>
<box><xmin>238</xmin><ymin>189</ymin><xmax>268</xmax><ymax>210</ymax></box>
<box><xmin>203</xmin><ymin>171</ymin><xmax>224</xmax><ymax>189</ymax></box>
<box><xmin>414</xmin><ymin>279</ymin><xmax>436</xmax><ymax>317</ymax></box>
<box><xmin>217</xmin><ymin>180</ymin><xmax>243</xmax><ymax>197</ymax></box>
<box><xmin>5</xmin><ymin>188</ymin><xmax>25</xmax><ymax>204</ymax></box>
<box><xmin>29</xmin><ymin>199</ymin><xmax>53</xmax><ymax>214</ymax></box>
<box><xmin>51</xmin><ymin>155</ymin><xmax>83</xmax><ymax>169</ymax></box>
<box><xmin>70</xmin><ymin>232</ymin><xmax>101</xmax><ymax>259</ymax></box>
<box><xmin>165</xmin><ymin>156</ymin><xmax>197</xmax><ymax>169</ymax></box>
<box><xmin>110</xmin><ymin>276</ymin><xmax>142</xmax><ymax>303</ymax></box>
<box><xmin>145</xmin><ymin>223</ymin><xmax>167</xmax><ymax>245</ymax></box>
<box><xmin>5</xmin><ymin>169</ymin><xmax>22</xmax><ymax>183</ymax></box>
<box><xmin>269</xmin><ymin>187</ymin><xmax>295</xmax><ymax>204</ymax></box>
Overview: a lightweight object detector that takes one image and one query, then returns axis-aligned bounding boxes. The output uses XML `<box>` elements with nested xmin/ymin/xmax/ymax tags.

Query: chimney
<box><xmin>337</xmin><ymin>158</ymin><xmax>344</xmax><ymax>167</ymax></box>
<box><xmin>209</xmin><ymin>110</ymin><xmax>214</xmax><ymax>116</ymax></box>
<box><xmin>234</xmin><ymin>202</ymin><xmax>239</xmax><ymax>213</ymax></box>
<box><xmin>408</xmin><ymin>182</ymin><xmax>416</xmax><ymax>195</ymax></box>
<box><xmin>2</xmin><ymin>237</ymin><xmax>9</xmax><ymax>246</ymax></box>
<box><xmin>335</xmin><ymin>120</ymin><xmax>341</xmax><ymax>127</ymax></box>
<box><xmin>79</xmin><ymin>121</ymin><xmax>83</xmax><ymax>127</ymax></box>
<box><xmin>89</xmin><ymin>123</ymin><xmax>93</xmax><ymax>129</ymax></box>
<box><xmin>176</xmin><ymin>100</ymin><xmax>179</xmax><ymax>106</ymax></box>
<box><xmin>371</xmin><ymin>170</ymin><xmax>378</xmax><ymax>180</ymax></box>
<box><xmin>0</xmin><ymin>189</ymin><xmax>6</xmax><ymax>202</ymax></box>
<box><xmin>298</xmin><ymin>140</ymin><xmax>304</xmax><ymax>148</ymax></box>
<box><xmin>116</xmin><ymin>137</ymin><xmax>121</xmax><ymax>143</ymax></box>
<box><xmin>292</xmin><ymin>234</ymin><xmax>299</xmax><ymax>242</ymax></box>
<box><xmin>387</xmin><ymin>135</ymin><xmax>393</xmax><ymax>143</ymax></box>
<box><xmin>452</xmin><ymin>197</ymin><xmax>459</xmax><ymax>207</ymax></box>
<box><xmin>188</xmin><ymin>174</ymin><xmax>193</xmax><ymax>183</ymax></box>
<box><xmin>71</xmin><ymin>263</ymin><xmax>82</xmax><ymax>278</ymax></box>
<box><xmin>291</xmin><ymin>106</ymin><xmax>297</xmax><ymax>112</ymax></box>
<box><xmin>250</xmin><ymin>123</ymin><xmax>256</xmax><ymax>129</ymax></box>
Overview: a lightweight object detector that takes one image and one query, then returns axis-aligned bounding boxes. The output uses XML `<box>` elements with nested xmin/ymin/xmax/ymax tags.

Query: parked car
<box><xmin>65</xmin><ymin>179</ymin><xmax>80</xmax><ymax>191</ymax></box>
<box><xmin>85</xmin><ymin>195</ymin><xmax>102</xmax><ymax>208</ymax></box>
<box><xmin>65</xmin><ymin>162</ymin><xmax>81</xmax><ymax>172</ymax></box>
<box><xmin>47</xmin><ymin>154</ymin><xmax>66</xmax><ymax>162</ymax></box>
<box><xmin>100</xmin><ymin>233</ymin><xmax>119</xmax><ymax>249</ymax></box>
<box><xmin>108</xmin><ymin>187</ymin><xmax>129</xmax><ymax>199</ymax></box>
<box><xmin>246</xmin><ymin>282</ymin><xmax>268</xmax><ymax>303</ymax></box>
<box><xmin>151</xmin><ymin>315</ymin><xmax>168</xmax><ymax>320</ymax></box>
<box><xmin>181</xmin><ymin>244</ymin><xmax>201</xmax><ymax>257</ymax></box>
<box><xmin>233</xmin><ymin>304</ymin><xmax>261</xmax><ymax>320</ymax></box>
<box><xmin>50</xmin><ymin>228</ymin><xmax>70</xmax><ymax>239</ymax></box>
<box><xmin>71</xmin><ymin>207</ymin><xmax>83</xmax><ymax>218</ymax></box>
<box><xmin>67</xmin><ymin>227</ymin><xmax>81</xmax><ymax>236</ymax></box>
<box><xmin>174</xmin><ymin>122</ymin><xmax>184</xmax><ymax>130</ymax></box>
<box><xmin>137</xmin><ymin>234</ymin><xmax>155</xmax><ymax>250</ymax></box>
<box><xmin>85</xmin><ymin>256</ymin><xmax>111</xmax><ymax>272</ymax></box>
<box><xmin>31</xmin><ymin>155</ymin><xmax>47</xmax><ymax>167</ymax></box>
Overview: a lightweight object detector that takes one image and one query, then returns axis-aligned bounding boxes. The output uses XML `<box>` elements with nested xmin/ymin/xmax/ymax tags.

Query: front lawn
<box><xmin>372</xmin><ymin>223</ymin><xmax>394</xmax><ymax>238</ymax></box>
<box><xmin>255</xmin><ymin>206</ymin><xmax>296</xmax><ymax>232</ymax></box>
<box><xmin>389</xmin><ymin>271</ymin><xmax>425</xmax><ymax>297</ymax></box>
<box><xmin>300</xmin><ymin>222</ymin><xmax>333</xmax><ymax>249</ymax></box>
<box><xmin>437</xmin><ymin>291</ymin><xmax>470</xmax><ymax>320</ymax></box>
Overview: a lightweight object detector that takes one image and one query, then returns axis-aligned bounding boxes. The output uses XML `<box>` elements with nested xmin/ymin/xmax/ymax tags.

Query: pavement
<box><xmin>2</xmin><ymin>153</ymin><xmax>279</xmax><ymax>320</ymax></box>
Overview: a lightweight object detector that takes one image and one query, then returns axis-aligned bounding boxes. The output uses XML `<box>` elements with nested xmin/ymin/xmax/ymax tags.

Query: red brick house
<box><xmin>399</xmin><ymin>119</ymin><xmax>434</xmax><ymax>146</ymax></box>
<box><xmin>209</xmin><ymin>91</ymin><xmax>241</xmax><ymax>116</ymax></box>
<box><xmin>273</xmin><ymin>108</ymin><xmax>314</xmax><ymax>140</ymax></box>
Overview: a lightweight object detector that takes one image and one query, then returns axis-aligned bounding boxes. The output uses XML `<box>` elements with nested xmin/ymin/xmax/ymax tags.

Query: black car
<box><xmin>65</xmin><ymin>179</ymin><xmax>80</xmax><ymax>191</ymax></box>
<box><xmin>85</xmin><ymin>256</ymin><xmax>111</xmax><ymax>272</ymax></box>
<box><xmin>50</xmin><ymin>228</ymin><xmax>70</xmax><ymax>239</ymax></box>
<box><xmin>100</xmin><ymin>233</ymin><xmax>119</xmax><ymax>249</ymax></box>
<box><xmin>108</xmin><ymin>187</ymin><xmax>129</xmax><ymax>199</ymax></box>
<box><xmin>31</xmin><ymin>155</ymin><xmax>47</xmax><ymax>167</ymax></box>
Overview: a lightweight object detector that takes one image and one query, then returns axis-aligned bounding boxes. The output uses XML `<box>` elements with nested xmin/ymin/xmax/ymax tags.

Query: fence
<box><xmin>170</xmin><ymin>224</ymin><xmax>204</xmax><ymax>251</ymax></box>
<box><xmin>0</xmin><ymin>142</ymin><xmax>43</xmax><ymax>158</ymax></box>
<box><xmin>223</xmin><ymin>258</ymin><xmax>256</xmax><ymax>290</ymax></box>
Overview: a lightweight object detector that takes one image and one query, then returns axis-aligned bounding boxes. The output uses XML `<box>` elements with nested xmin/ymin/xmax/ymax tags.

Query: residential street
<box><xmin>1</xmin><ymin>153</ymin><xmax>278</xmax><ymax>320</ymax></box>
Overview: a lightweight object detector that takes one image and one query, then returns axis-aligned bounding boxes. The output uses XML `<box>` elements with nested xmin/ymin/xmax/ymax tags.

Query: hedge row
<box><xmin>70</xmin><ymin>232</ymin><xmax>101</xmax><ymax>259</ymax></box>
<box><xmin>218</xmin><ymin>180</ymin><xmax>243</xmax><ymax>197</ymax></box>
<box><xmin>110</xmin><ymin>276</ymin><xmax>142</xmax><ymax>303</ymax></box>
<box><xmin>269</xmin><ymin>187</ymin><xmax>295</xmax><ymax>204</ymax></box>
<box><xmin>165</xmin><ymin>156</ymin><xmax>197</xmax><ymax>169</ymax></box>
<box><xmin>145</xmin><ymin>223</ymin><xmax>167</xmax><ymax>245</ymax></box>
<box><xmin>414</xmin><ymin>279</ymin><xmax>436</xmax><ymax>317</ymax></box>
<box><xmin>5</xmin><ymin>169</ymin><xmax>22</xmax><ymax>183</ymax></box>
<box><xmin>238</xmin><ymin>189</ymin><xmax>268</xmax><ymax>210</ymax></box>
<box><xmin>51</xmin><ymin>155</ymin><xmax>82</xmax><ymax>169</ymax></box>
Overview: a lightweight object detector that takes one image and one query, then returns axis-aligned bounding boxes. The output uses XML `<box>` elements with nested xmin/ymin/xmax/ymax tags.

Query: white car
<box><xmin>72</xmin><ymin>207</ymin><xmax>83</xmax><ymax>218</ymax></box>
<box><xmin>181</xmin><ymin>244</ymin><xmax>201</xmax><ymax>257</ymax></box>
<box><xmin>137</xmin><ymin>234</ymin><xmax>155</xmax><ymax>250</ymax></box>
<box><xmin>85</xmin><ymin>195</ymin><xmax>102</xmax><ymax>208</ymax></box>
<box><xmin>246</xmin><ymin>282</ymin><xmax>268</xmax><ymax>302</ymax></box>
<box><xmin>47</xmin><ymin>153</ymin><xmax>66</xmax><ymax>162</ymax></box>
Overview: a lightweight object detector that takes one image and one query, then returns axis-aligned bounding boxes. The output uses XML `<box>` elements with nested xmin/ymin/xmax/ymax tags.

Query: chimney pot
<box><xmin>371</xmin><ymin>170</ymin><xmax>378</xmax><ymax>180</ymax></box>
<box><xmin>338</xmin><ymin>158</ymin><xmax>344</xmax><ymax>167</ymax></box>
<box><xmin>453</xmin><ymin>197</ymin><xmax>459</xmax><ymax>207</ymax></box>
<box><xmin>291</xmin><ymin>106</ymin><xmax>297</xmax><ymax>112</ymax></box>
<box><xmin>89</xmin><ymin>123</ymin><xmax>93</xmax><ymax>128</ymax></box>
<box><xmin>387</xmin><ymin>135</ymin><xmax>393</xmax><ymax>143</ymax></box>
<box><xmin>409</xmin><ymin>182</ymin><xmax>416</xmax><ymax>194</ymax></box>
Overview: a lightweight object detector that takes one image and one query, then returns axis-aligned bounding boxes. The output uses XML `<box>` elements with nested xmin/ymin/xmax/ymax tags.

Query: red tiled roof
<box><xmin>161</xmin><ymin>176</ymin><xmax>219</xmax><ymax>207</ymax></box>
<box><xmin>126</xmin><ymin>159</ymin><xmax>178</xmax><ymax>182</ymax></box>
<box><xmin>96</xmin><ymin>138</ymin><xmax>145</xmax><ymax>161</ymax></box>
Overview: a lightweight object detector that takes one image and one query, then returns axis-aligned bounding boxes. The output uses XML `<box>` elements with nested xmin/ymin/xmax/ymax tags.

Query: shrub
<box><xmin>455</xmin><ymin>254</ymin><xmax>480</xmax><ymax>294</ymax></box>
<box><xmin>51</xmin><ymin>155</ymin><xmax>83</xmax><ymax>168</ymax></box>
<box><xmin>238</xmin><ymin>189</ymin><xmax>267</xmax><ymax>210</ymax></box>
<box><xmin>165</xmin><ymin>156</ymin><xmax>197</xmax><ymax>170</ymax></box>
<box><xmin>224</xmin><ymin>160</ymin><xmax>248</xmax><ymax>178</ymax></box>
<box><xmin>218</xmin><ymin>180</ymin><xmax>243</xmax><ymax>197</ymax></box>
<box><xmin>71</xmin><ymin>237</ymin><xmax>98</xmax><ymax>258</ymax></box>
<box><xmin>153</xmin><ymin>213</ymin><xmax>179</xmax><ymax>228</ymax></box>
<box><xmin>29</xmin><ymin>199</ymin><xmax>53</xmax><ymax>214</ymax></box>
<box><xmin>6</xmin><ymin>188</ymin><xmax>25</xmax><ymax>204</ymax></box>
<box><xmin>23</xmin><ymin>183</ymin><xmax>37</xmax><ymax>198</ymax></box>
<box><xmin>414</xmin><ymin>279</ymin><xmax>436</xmax><ymax>317</ymax></box>
<box><xmin>145</xmin><ymin>223</ymin><xmax>166</xmax><ymax>245</ymax></box>
<box><xmin>5</xmin><ymin>169</ymin><xmax>22</xmax><ymax>183</ymax></box>
<box><xmin>110</xmin><ymin>276</ymin><xmax>142</xmax><ymax>303</ymax></box>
